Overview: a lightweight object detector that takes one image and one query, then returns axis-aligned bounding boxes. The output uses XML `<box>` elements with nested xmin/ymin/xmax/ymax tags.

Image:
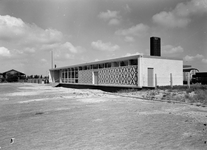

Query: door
<box><xmin>148</xmin><ymin>68</ymin><xmax>154</xmax><ymax>87</ymax></box>
<box><xmin>93</xmin><ymin>71</ymin><xmax>98</xmax><ymax>85</ymax></box>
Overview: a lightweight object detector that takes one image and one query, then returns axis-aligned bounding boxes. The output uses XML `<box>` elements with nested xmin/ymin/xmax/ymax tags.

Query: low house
<box><xmin>0</xmin><ymin>73</ymin><xmax>3</xmax><ymax>82</ymax></box>
<box><xmin>49</xmin><ymin>37</ymin><xmax>183</xmax><ymax>88</ymax></box>
<box><xmin>2</xmin><ymin>69</ymin><xmax>26</xmax><ymax>82</ymax></box>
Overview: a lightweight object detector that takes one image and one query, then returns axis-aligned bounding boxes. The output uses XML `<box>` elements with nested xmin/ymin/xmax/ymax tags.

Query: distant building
<box><xmin>1</xmin><ymin>69</ymin><xmax>26</xmax><ymax>82</ymax></box>
<box><xmin>49</xmin><ymin>37</ymin><xmax>183</xmax><ymax>88</ymax></box>
<box><xmin>192</xmin><ymin>72</ymin><xmax>207</xmax><ymax>84</ymax></box>
<box><xmin>183</xmin><ymin>65</ymin><xmax>199</xmax><ymax>84</ymax></box>
<box><xmin>0</xmin><ymin>73</ymin><xmax>3</xmax><ymax>82</ymax></box>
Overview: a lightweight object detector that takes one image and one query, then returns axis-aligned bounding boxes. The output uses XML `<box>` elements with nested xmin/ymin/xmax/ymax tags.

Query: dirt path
<box><xmin>0</xmin><ymin>83</ymin><xmax>207</xmax><ymax>150</ymax></box>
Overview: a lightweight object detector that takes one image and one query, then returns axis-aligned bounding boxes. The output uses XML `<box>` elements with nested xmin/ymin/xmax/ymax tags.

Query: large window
<box><xmin>61</xmin><ymin>68</ymin><xmax>79</xmax><ymax>83</ymax></box>
<box><xmin>105</xmin><ymin>63</ymin><xmax>111</xmax><ymax>68</ymax></box>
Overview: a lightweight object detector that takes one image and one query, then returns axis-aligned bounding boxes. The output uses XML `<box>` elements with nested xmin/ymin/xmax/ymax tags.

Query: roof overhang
<box><xmin>50</xmin><ymin>54</ymin><xmax>183</xmax><ymax>71</ymax></box>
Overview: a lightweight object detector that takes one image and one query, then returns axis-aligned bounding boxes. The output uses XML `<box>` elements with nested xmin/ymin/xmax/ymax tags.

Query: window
<box><xmin>87</xmin><ymin>65</ymin><xmax>92</xmax><ymax>70</ymax></box>
<box><xmin>120</xmin><ymin>61</ymin><xmax>128</xmax><ymax>66</ymax></box>
<box><xmin>99</xmin><ymin>64</ymin><xmax>104</xmax><ymax>69</ymax></box>
<box><xmin>65</xmin><ymin>69</ymin><xmax>67</xmax><ymax>78</ymax></box>
<box><xmin>69</xmin><ymin>69</ymin><xmax>71</xmax><ymax>78</ymax></box>
<box><xmin>105</xmin><ymin>63</ymin><xmax>111</xmax><ymax>68</ymax></box>
<box><xmin>83</xmin><ymin>66</ymin><xmax>87</xmax><ymax>70</ymax></box>
<box><xmin>64</xmin><ymin>67</ymin><xmax>79</xmax><ymax>83</ymax></box>
<box><xmin>93</xmin><ymin>64</ymin><xmax>98</xmax><ymax>69</ymax></box>
<box><xmin>74</xmin><ymin>68</ymin><xmax>78</xmax><ymax>78</ymax></box>
<box><xmin>129</xmin><ymin>59</ymin><xmax>137</xmax><ymax>65</ymax></box>
<box><xmin>113</xmin><ymin>62</ymin><xmax>119</xmax><ymax>67</ymax></box>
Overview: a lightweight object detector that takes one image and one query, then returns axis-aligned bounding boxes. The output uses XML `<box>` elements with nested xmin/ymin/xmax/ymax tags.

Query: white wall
<box><xmin>140</xmin><ymin>57</ymin><xmax>183</xmax><ymax>87</ymax></box>
<box><xmin>49</xmin><ymin>70</ymin><xmax>60</xmax><ymax>83</ymax></box>
<box><xmin>49</xmin><ymin>70</ymin><xmax>53</xmax><ymax>83</ymax></box>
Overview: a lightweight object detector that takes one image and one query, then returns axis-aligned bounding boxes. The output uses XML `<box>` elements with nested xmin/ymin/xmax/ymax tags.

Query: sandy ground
<box><xmin>0</xmin><ymin>83</ymin><xmax>207</xmax><ymax>150</ymax></box>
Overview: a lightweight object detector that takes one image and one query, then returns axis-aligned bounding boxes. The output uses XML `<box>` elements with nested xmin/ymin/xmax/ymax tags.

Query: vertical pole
<box><xmin>137</xmin><ymin>55</ymin><xmax>142</xmax><ymax>88</ymax></box>
<box><xmin>170</xmin><ymin>73</ymin><xmax>173</xmax><ymax>88</ymax></box>
<box><xmin>155</xmin><ymin>74</ymin><xmax>157</xmax><ymax>89</ymax></box>
<box><xmin>51</xmin><ymin>50</ymin><xmax>54</xmax><ymax>69</ymax></box>
<box><xmin>188</xmin><ymin>72</ymin><xmax>190</xmax><ymax>88</ymax></box>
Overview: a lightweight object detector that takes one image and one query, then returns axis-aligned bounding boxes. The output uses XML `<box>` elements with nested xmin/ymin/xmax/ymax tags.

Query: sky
<box><xmin>0</xmin><ymin>0</ymin><xmax>206</xmax><ymax>76</ymax></box>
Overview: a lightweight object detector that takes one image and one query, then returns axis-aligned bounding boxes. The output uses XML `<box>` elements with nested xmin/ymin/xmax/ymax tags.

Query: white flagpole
<box><xmin>51</xmin><ymin>50</ymin><xmax>53</xmax><ymax>69</ymax></box>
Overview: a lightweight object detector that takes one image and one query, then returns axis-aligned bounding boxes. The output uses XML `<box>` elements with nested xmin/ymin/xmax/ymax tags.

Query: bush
<box><xmin>193</xmin><ymin>89</ymin><xmax>207</xmax><ymax>104</ymax></box>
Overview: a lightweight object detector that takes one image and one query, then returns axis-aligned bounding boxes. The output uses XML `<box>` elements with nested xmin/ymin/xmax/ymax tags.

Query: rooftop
<box><xmin>50</xmin><ymin>54</ymin><xmax>183</xmax><ymax>71</ymax></box>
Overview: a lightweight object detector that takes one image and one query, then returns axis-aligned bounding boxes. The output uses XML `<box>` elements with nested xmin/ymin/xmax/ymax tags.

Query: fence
<box><xmin>27</xmin><ymin>79</ymin><xmax>49</xmax><ymax>84</ymax></box>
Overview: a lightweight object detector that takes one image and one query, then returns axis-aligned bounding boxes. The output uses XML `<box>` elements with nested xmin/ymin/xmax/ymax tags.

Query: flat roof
<box><xmin>50</xmin><ymin>54</ymin><xmax>183</xmax><ymax>71</ymax></box>
<box><xmin>183</xmin><ymin>68</ymin><xmax>199</xmax><ymax>72</ymax></box>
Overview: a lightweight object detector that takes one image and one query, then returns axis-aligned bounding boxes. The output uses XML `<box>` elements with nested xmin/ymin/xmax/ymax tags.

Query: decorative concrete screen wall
<box><xmin>98</xmin><ymin>65</ymin><xmax>137</xmax><ymax>86</ymax></box>
<box><xmin>78</xmin><ymin>70</ymin><xmax>93</xmax><ymax>84</ymax></box>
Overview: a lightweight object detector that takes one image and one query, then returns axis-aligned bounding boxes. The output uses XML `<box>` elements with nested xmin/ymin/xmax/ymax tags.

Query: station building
<box><xmin>49</xmin><ymin>37</ymin><xmax>183</xmax><ymax>88</ymax></box>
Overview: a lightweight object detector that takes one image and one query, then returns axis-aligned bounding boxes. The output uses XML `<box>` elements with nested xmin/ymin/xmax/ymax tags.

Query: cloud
<box><xmin>152</xmin><ymin>11</ymin><xmax>190</xmax><ymax>28</ymax></box>
<box><xmin>98</xmin><ymin>10</ymin><xmax>121</xmax><ymax>26</ymax></box>
<box><xmin>162</xmin><ymin>45</ymin><xmax>184</xmax><ymax>54</ymax></box>
<box><xmin>124</xmin><ymin>4</ymin><xmax>131</xmax><ymax>13</ymax></box>
<box><xmin>0</xmin><ymin>14</ymin><xmax>84</xmax><ymax>62</ymax></box>
<box><xmin>0</xmin><ymin>47</ymin><xmax>11</xmax><ymax>57</ymax></box>
<box><xmin>61</xmin><ymin>42</ymin><xmax>79</xmax><ymax>53</ymax></box>
<box><xmin>152</xmin><ymin>0</ymin><xmax>207</xmax><ymax>28</ymax></box>
<box><xmin>91</xmin><ymin>40</ymin><xmax>120</xmax><ymax>52</ymax></box>
<box><xmin>41</xmin><ymin>41</ymin><xmax>84</xmax><ymax>61</ymax></box>
<box><xmin>202</xmin><ymin>58</ymin><xmax>207</xmax><ymax>63</ymax></box>
<box><xmin>108</xmin><ymin>19</ymin><xmax>121</xmax><ymax>25</ymax></box>
<box><xmin>41</xmin><ymin>42</ymin><xmax>84</xmax><ymax>53</ymax></box>
<box><xmin>184</xmin><ymin>54</ymin><xmax>204</xmax><ymax>61</ymax></box>
<box><xmin>41</xmin><ymin>58</ymin><xmax>47</xmax><ymax>63</ymax></box>
<box><xmin>125</xmin><ymin>52</ymin><xmax>143</xmax><ymax>57</ymax></box>
<box><xmin>98</xmin><ymin>10</ymin><xmax>119</xmax><ymax>20</ymax></box>
<box><xmin>115</xmin><ymin>23</ymin><xmax>149</xmax><ymax>36</ymax></box>
<box><xmin>124</xmin><ymin>36</ymin><xmax>135</xmax><ymax>42</ymax></box>
<box><xmin>0</xmin><ymin>15</ymin><xmax>63</xmax><ymax>44</ymax></box>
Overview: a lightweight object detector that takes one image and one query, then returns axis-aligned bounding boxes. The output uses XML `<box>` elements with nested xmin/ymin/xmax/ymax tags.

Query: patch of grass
<box><xmin>117</xmin><ymin>84</ymin><xmax>207</xmax><ymax>105</ymax></box>
<box><xmin>193</xmin><ymin>90</ymin><xmax>207</xmax><ymax>104</ymax></box>
<box><xmin>158</xmin><ymin>84</ymin><xmax>207</xmax><ymax>91</ymax></box>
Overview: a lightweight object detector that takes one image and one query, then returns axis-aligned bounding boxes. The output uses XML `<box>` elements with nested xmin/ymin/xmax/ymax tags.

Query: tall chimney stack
<box><xmin>150</xmin><ymin>37</ymin><xmax>161</xmax><ymax>56</ymax></box>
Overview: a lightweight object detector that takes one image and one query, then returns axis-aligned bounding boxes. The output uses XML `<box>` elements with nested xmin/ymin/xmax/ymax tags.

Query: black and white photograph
<box><xmin>0</xmin><ymin>0</ymin><xmax>207</xmax><ymax>149</ymax></box>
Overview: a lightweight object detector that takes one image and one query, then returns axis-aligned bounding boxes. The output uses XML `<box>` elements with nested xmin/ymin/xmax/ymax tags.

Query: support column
<box><xmin>60</xmin><ymin>70</ymin><xmax>62</xmax><ymax>83</ymax></box>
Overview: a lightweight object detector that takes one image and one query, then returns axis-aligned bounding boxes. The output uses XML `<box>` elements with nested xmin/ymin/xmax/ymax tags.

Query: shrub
<box><xmin>193</xmin><ymin>89</ymin><xmax>207</xmax><ymax>104</ymax></box>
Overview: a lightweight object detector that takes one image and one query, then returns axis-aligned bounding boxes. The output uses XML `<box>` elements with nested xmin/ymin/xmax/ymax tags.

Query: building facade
<box><xmin>49</xmin><ymin>55</ymin><xmax>183</xmax><ymax>88</ymax></box>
